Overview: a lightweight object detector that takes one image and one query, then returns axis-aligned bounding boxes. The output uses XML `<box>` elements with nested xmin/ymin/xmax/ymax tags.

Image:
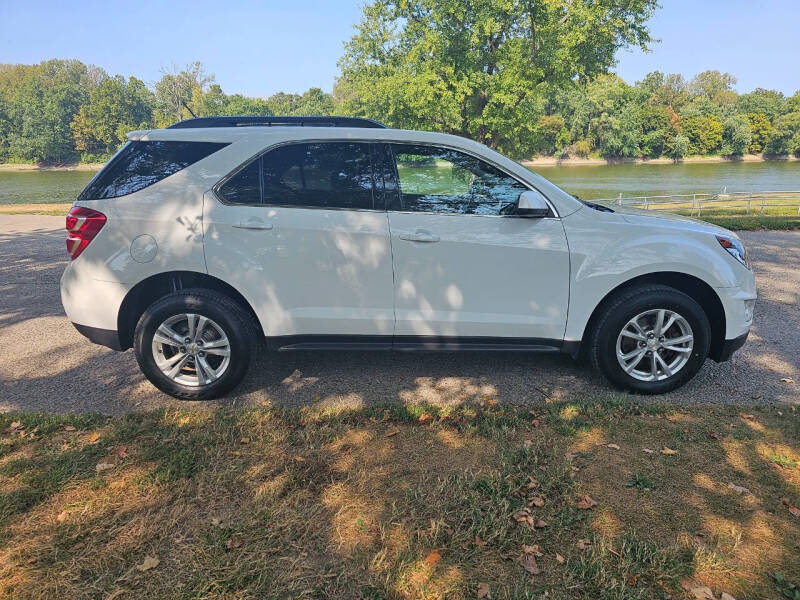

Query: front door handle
<box><xmin>398</xmin><ymin>230</ymin><xmax>440</xmax><ymax>243</ymax></box>
<box><xmin>233</xmin><ymin>221</ymin><xmax>274</xmax><ymax>231</ymax></box>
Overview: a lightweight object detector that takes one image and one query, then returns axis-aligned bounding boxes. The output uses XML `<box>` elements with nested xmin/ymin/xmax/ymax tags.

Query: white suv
<box><xmin>60</xmin><ymin>116</ymin><xmax>756</xmax><ymax>400</ymax></box>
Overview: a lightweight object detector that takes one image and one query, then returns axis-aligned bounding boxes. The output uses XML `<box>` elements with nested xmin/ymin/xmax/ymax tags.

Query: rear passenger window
<box><xmin>217</xmin><ymin>159</ymin><xmax>261</xmax><ymax>205</ymax></box>
<box><xmin>218</xmin><ymin>142</ymin><xmax>374</xmax><ymax>210</ymax></box>
<box><xmin>78</xmin><ymin>141</ymin><xmax>229</xmax><ymax>200</ymax></box>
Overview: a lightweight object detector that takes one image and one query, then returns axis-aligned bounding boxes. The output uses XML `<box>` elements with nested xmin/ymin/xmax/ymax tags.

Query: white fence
<box><xmin>594</xmin><ymin>190</ymin><xmax>800</xmax><ymax>216</ymax></box>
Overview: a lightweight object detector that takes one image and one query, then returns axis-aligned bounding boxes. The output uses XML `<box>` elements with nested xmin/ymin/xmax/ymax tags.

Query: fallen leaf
<box><xmin>526</xmin><ymin>476</ymin><xmax>539</xmax><ymax>489</ymax></box>
<box><xmin>474</xmin><ymin>535</ymin><xmax>487</xmax><ymax>547</ymax></box>
<box><xmin>418</xmin><ymin>413</ymin><xmax>433</xmax><ymax>424</ymax></box>
<box><xmin>385</xmin><ymin>427</ymin><xmax>400</xmax><ymax>438</ymax></box>
<box><xmin>240</xmin><ymin>437</ymin><xmax>250</xmax><ymax>444</ymax></box>
<box><xmin>424</xmin><ymin>550</ymin><xmax>442</xmax><ymax>568</ymax></box>
<box><xmin>7</xmin><ymin>421</ymin><xmax>22</xmax><ymax>431</ymax></box>
<box><xmin>530</xmin><ymin>418</ymin><xmax>541</xmax><ymax>428</ymax></box>
<box><xmin>727</xmin><ymin>483</ymin><xmax>753</xmax><ymax>495</ymax></box>
<box><xmin>576</xmin><ymin>494</ymin><xmax>598</xmax><ymax>510</ymax></box>
<box><xmin>780</xmin><ymin>378</ymin><xmax>794</xmax><ymax>383</ymax></box>
<box><xmin>607</xmin><ymin>443</ymin><xmax>620</xmax><ymax>450</ymax></box>
<box><xmin>517</xmin><ymin>552</ymin><xmax>541</xmax><ymax>575</ymax></box>
<box><xmin>642</xmin><ymin>448</ymin><xmax>655</xmax><ymax>454</ymax></box>
<box><xmin>534</xmin><ymin>519</ymin><xmax>548</xmax><ymax>529</ymax></box>
<box><xmin>708</xmin><ymin>431</ymin><xmax>722</xmax><ymax>440</ymax></box>
<box><xmin>782</xmin><ymin>497</ymin><xmax>800</xmax><ymax>517</ymax></box>
<box><xmin>522</xmin><ymin>544</ymin><xmax>543</xmax><ymax>557</ymax></box>
<box><xmin>739</xmin><ymin>413</ymin><xmax>755</xmax><ymax>420</ymax></box>
<box><xmin>56</xmin><ymin>511</ymin><xmax>69</xmax><ymax>522</ymax></box>
<box><xmin>210</xmin><ymin>517</ymin><xmax>222</xmax><ymax>527</ymax></box>
<box><xmin>720</xmin><ymin>593</ymin><xmax>737</xmax><ymax>600</ymax></box>
<box><xmin>528</xmin><ymin>496</ymin><xmax>545</xmax><ymax>507</ymax></box>
<box><xmin>226</xmin><ymin>537</ymin><xmax>242</xmax><ymax>549</ymax></box>
<box><xmin>114</xmin><ymin>446</ymin><xmax>128</xmax><ymax>459</ymax></box>
<box><xmin>484</xmin><ymin>396</ymin><xmax>498</xmax><ymax>407</ymax></box>
<box><xmin>95</xmin><ymin>462</ymin><xmax>115</xmax><ymax>472</ymax></box>
<box><xmin>477</xmin><ymin>582</ymin><xmax>490</xmax><ymax>598</ymax></box>
<box><xmin>660</xmin><ymin>447</ymin><xmax>678</xmax><ymax>456</ymax></box>
<box><xmin>690</xmin><ymin>586</ymin><xmax>715</xmax><ymax>600</ymax></box>
<box><xmin>576</xmin><ymin>538</ymin><xmax>590</xmax><ymax>550</ymax></box>
<box><xmin>625</xmin><ymin>573</ymin><xmax>638</xmax><ymax>586</ymax></box>
<box><xmin>136</xmin><ymin>556</ymin><xmax>159</xmax><ymax>571</ymax></box>
<box><xmin>523</xmin><ymin>439</ymin><xmax>534</xmax><ymax>449</ymax></box>
<box><xmin>88</xmin><ymin>432</ymin><xmax>101</xmax><ymax>444</ymax></box>
<box><xmin>555</xmin><ymin>553</ymin><xmax>565</xmax><ymax>564</ymax></box>
<box><xmin>63</xmin><ymin>425</ymin><xmax>76</xmax><ymax>432</ymax></box>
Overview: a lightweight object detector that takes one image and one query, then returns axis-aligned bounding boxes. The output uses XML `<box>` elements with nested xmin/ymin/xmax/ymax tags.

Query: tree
<box><xmin>154</xmin><ymin>62</ymin><xmax>214</xmax><ymax>126</ymax></box>
<box><xmin>689</xmin><ymin>70</ymin><xmax>737</xmax><ymax>106</ymax></box>
<box><xmin>667</xmin><ymin>133</ymin><xmax>689</xmax><ymax>159</ymax></box>
<box><xmin>533</xmin><ymin>114</ymin><xmax>567</xmax><ymax>155</ymax></box>
<box><xmin>721</xmin><ymin>114</ymin><xmax>751</xmax><ymax>156</ymax></box>
<box><xmin>638</xmin><ymin>104</ymin><xmax>670</xmax><ymax>156</ymax></box>
<box><xmin>746</xmin><ymin>113</ymin><xmax>773</xmax><ymax>153</ymax></box>
<box><xmin>764</xmin><ymin>112</ymin><xmax>800</xmax><ymax>156</ymax></box>
<box><xmin>336</xmin><ymin>0</ymin><xmax>658</xmax><ymax>157</ymax></box>
<box><xmin>737</xmin><ymin>88</ymin><xmax>785</xmax><ymax>122</ymax></box>
<box><xmin>681</xmin><ymin>114</ymin><xmax>723</xmax><ymax>154</ymax></box>
<box><xmin>71</xmin><ymin>76</ymin><xmax>153</xmax><ymax>156</ymax></box>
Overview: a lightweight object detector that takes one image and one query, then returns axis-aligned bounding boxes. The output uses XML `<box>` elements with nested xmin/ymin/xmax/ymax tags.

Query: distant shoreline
<box><xmin>1</xmin><ymin>153</ymin><xmax>798</xmax><ymax>172</ymax></box>
<box><xmin>522</xmin><ymin>154</ymin><xmax>800</xmax><ymax>167</ymax></box>
<box><xmin>0</xmin><ymin>162</ymin><xmax>104</xmax><ymax>172</ymax></box>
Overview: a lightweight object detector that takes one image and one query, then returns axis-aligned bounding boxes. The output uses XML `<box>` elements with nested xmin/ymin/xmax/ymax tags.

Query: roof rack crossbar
<box><xmin>167</xmin><ymin>116</ymin><xmax>387</xmax><ymax>129</ymax></box>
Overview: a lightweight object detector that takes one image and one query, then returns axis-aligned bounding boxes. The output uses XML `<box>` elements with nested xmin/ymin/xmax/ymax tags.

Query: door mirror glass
<box><xmin>516</xmin><ymin>190</ymin><xmax>550</xmax><ymax>217</ymax></box>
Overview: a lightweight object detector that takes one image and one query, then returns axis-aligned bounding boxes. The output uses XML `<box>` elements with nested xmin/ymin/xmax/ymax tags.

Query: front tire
<box><xmin>589</xmin><ymin>284</ymin><xmax>711</xmax><ymax>394</ymax></box>
<box><xmin>133</xmin><ymin>289</ymin><xmax>256</xmax><ymax>400</ymax></box>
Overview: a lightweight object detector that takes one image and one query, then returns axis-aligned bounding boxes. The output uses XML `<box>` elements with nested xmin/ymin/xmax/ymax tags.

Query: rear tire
<box><xmin>589</xmin><ymin>284</ymin><xmax>711</xmax><ymax>394</ymax></box>
<box><xmin>133</xmin><ymin>289</ymin><xmax>256</xmax><ymax>400</ymax></box>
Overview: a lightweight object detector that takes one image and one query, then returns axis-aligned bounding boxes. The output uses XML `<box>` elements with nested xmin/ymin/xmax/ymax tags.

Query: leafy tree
<box><xmin>638</xmin><ymin>104</ymin><xmax>670</xmax><ymax>156</ymax></box>
<box><xmin>764</xmin><ymin>112</ymin><xmax>800</xmax><ymax>156</ymax></box>
<box><xmin>71</xmin><ymin>76</ymin><xmax>153</xmax><ymax>157</ymax></box>
<box><xmin>336</xmin><ymin>0</ymin><xmax>658</xmax><ymax>157</ymax></box>
<box><xmin>721</xmin><ymin>114</ymin><xmax>751</xmax><ymax>155</ymax></box>
<box><xmin>746</xmin><ymin>113</ymin><xmax>773</xmax><ymax>153</ymax></box>
<box><xmin>689</xmin><ymin>70</ymin><xmax>737</xmax><ymax>107</ymax></box>
<box><xmin>154</xmin><ymin>62</ymin><xmax>213</xmax><ymax>126</ymax></box>
<box><xmin>681</xmin><ymin>114</ymin><xmax>723</xmax><ymax>154</ymax></box>
<box><xmin>737</xmin><ymin>88</ymin><xmax>785</xmax><ymax>122</ymax></box>
<box><xmin>533</xmin><ymin>114</ymin><xmax>568</xmax><ymax>155</ymax></box>
<box><xmin>667</xmin><ymin>133</ymin><xmax>689</xmax><ymax>159</ymax></box>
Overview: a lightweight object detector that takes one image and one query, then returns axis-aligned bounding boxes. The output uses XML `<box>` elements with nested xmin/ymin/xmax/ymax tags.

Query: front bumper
<box><xmin>72</xmin><ymin>323</ymin><xmax>124</xmax><ymax>351</ymax></box>
<box><xmin>714</xmin><ymin>330</ymin><xmax>749</xmax><ymax>362</ymax></box>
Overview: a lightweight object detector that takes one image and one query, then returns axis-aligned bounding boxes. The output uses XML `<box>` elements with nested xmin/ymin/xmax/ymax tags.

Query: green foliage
<box><xmin>335</xmin><ymin>0</ymin><xmax>658</xmax><ymax>157</ymax></box>
<box><xmin>722</xmin><ymin>114</ymin><xmax>751</xmax><ymax>156</ymax></box>
<box><xmin>681</xmin><ymin>114</ymin><xmax>723</xmax><ymax>154</ymax></box>
<box><xmin>765</xmin><ymin>112</ymin><xmax>800</xmax><ymax>156</ymax></box>
<box><xmin>747</xmin><ymin>112</ymin><xmax>774</xmax><ymax>153</ymax></box>
<box><xmin>534</xmin><ymin>114</ymin><xmax>568</xmax><ymax>155</ymax></box>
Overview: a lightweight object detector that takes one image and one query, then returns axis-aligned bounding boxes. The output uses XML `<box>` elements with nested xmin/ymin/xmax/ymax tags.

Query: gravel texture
<box><xmin>0</xmin><ymin>214</ymin><xmax>797</xmax><ymax>415</ymax></box>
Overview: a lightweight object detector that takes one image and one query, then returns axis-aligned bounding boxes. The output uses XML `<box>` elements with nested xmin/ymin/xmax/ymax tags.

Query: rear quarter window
<box><xmin>78</xmin><ymin>140</ymin><xmax>229</xmax><ymax>200</ymax></box>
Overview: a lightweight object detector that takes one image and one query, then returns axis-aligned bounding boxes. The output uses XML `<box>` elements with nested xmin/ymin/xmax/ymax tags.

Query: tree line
<box><xmin>0</xmin><ymin>1</ymin><xmax>798</xmax><ymax>164</ymax></box>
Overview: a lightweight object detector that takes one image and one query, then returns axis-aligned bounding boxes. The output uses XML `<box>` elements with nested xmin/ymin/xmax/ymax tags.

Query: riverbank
<box><xmin>0</xmin><ymin>162</ymin><xmax>104</xmax><ymax>172</ymax></box>
<box><xmin>522</xmin><ymin>153</ymin><xmax>800</xmax><ymax>167</ymax></box>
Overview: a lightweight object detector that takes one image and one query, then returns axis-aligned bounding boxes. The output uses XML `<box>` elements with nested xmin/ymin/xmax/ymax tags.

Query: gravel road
<box><xmin>1</xmin><ymin>214</ymin><xmax>797</xmax><ymax>415</ymax></box>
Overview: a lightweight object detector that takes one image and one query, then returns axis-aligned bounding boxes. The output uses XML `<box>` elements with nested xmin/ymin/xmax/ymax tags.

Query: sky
<box><xmin>1</xmin><ymin>0</ymin><xmax>798</xmax><ymax>97</ymax></box>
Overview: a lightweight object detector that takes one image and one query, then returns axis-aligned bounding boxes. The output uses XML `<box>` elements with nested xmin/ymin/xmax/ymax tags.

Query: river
<box><xmin>0</xmin><ymin>160</ymin><xmax>798</xmax><ymax>204</ymax></box>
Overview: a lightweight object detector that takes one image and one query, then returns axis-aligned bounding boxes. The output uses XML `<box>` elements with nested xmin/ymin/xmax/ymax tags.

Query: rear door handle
<box><xmin>398</xmin><ymin>230</ymin><xmax>440</xmax><ymax>243</ymax></box>
<box><xmin>233</xmin><ymin>221</ymin><xmax>273</xmax><ymax>231</ymax></box>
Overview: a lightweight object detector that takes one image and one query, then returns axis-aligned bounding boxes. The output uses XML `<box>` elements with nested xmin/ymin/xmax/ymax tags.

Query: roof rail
<box><xmin>166</xmin><ymin>115</ymin><xmax>387</xmax><ymax>129</ymax></box>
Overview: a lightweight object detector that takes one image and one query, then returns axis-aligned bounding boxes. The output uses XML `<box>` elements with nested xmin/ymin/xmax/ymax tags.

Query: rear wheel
<box><xmin>589</xmin><ymin>284</ymin><xmax>711</xmax><ymax>394</ymax></box>
<box><xmin>134</xmin><ymin>289</ymin><xmax>256</xmax><ymax>400</ymax></box>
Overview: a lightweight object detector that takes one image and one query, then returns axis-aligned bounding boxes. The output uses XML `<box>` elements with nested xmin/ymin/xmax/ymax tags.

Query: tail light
<box><xmin>66</xmin><ymin>206</ymin><xmax>106</xmax><ymax>260</ymax></box>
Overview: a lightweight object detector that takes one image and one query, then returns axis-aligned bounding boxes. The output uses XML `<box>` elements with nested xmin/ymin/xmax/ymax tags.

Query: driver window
<box><xmin>390</xmin><ymin>144</ymin><xmax>528</xmax><ymax>215</ymax></box>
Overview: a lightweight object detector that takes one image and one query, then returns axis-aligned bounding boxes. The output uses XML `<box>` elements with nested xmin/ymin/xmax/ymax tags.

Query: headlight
<box><xmin>716</xmin><ymin>235</ymin><xmax>750</xmax><ymax>269</ymax></box>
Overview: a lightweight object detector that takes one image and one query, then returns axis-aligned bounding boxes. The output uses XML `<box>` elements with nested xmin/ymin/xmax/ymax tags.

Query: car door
<box><xmin>384</xmin><ymin>142</ymin><xmax>570</xmax><ymax>345</ymax></box>
<box><xmin>203</xmin><ymin>141</ymin><xmax>395</xmax><ymax>344</ymax></box>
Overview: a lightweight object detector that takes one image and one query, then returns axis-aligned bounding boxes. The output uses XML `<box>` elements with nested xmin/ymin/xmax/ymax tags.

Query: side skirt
<box><xmin>268</xmin><ymin>334</ymin><xmax>570</xmax><ymax>353</ymax></box>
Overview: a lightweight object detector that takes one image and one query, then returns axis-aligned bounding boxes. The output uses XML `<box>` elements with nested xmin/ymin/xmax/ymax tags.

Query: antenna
<box><xmin>182</xmin><ymin>101</ymin><xmax>198</xmax><ymax>119</ymax></box>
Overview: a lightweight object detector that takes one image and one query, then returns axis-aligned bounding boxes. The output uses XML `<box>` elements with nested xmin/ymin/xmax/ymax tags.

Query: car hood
<box><xmin>601</xmin><ymin>203</ymin><xmax>739</xmax><ymax>239</ymax></box>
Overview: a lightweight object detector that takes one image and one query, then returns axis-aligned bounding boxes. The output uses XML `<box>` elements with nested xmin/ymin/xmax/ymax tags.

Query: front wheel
<box><xmin>589</xmin><ymin>285</ymin><xmax>711</xmax><ymax>394</ymax></box>
<box><xmin>133</xmin><ymin>289</ymin><xmax>256</xmax><ymax>400</ymax></box>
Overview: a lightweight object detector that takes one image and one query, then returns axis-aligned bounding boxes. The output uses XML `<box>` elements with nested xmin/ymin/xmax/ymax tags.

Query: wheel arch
<box><xmin>117</xmin><ymin>271</ymin><xmax>263</xmax><ymax>350</ymax></box>
<box><xmin>576</xmin><ymin>272</ymin><xmax>727</xmax><ymax>362</ymax></box>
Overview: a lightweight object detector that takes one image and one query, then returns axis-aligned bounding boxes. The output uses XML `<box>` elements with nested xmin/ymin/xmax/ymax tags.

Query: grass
<box><xmin>0</xmin><ymin>202</ymin><xmax>73</xmax><ymax>216</ymax></box>
<box><xmin>1</xmin><ymin>399</ymin><xmax>798</xmax><ymax>599</ymax></box>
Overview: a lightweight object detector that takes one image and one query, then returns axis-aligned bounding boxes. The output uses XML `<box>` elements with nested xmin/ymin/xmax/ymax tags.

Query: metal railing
<box><xmin>594</xmin><ymin>190</ymin><xmax>800</xmax><ymax>217</ymax></box>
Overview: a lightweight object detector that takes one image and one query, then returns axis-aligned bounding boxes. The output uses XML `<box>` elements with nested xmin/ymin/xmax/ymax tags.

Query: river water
<box><xmin>1</xmin><ymin>160</ymin><xmax>798</xmax><ymax>204</ymax></box>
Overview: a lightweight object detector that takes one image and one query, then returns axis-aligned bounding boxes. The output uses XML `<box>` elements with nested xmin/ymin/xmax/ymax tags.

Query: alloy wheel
<box><xmin>615</xmin><ymin>308</ymin><xmax>694</xmax><ymax>382</ymax></box>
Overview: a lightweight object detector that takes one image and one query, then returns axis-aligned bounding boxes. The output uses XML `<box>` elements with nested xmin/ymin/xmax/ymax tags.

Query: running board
<box><xmin>269</xmin><ymin>335</ymin><xmax>565</xmax><ymax>352</ymax></box>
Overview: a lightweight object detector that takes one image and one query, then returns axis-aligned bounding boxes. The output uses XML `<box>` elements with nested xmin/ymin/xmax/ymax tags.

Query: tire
<box><xmin>589</xmin><ymin>284</ymin><xmax>711</xmax><ymax>394</ymax></box>
<box><xmin>133</xmin><ymin>289</ymin><xmax>256</xmax><ymax>400</ymax></box>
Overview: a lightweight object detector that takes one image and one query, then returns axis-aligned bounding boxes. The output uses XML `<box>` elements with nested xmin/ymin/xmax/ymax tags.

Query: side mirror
<box><xmin>516</xmin><ymin>190</ymin><xmax>550</xmax><ymax>217</ymax></box>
